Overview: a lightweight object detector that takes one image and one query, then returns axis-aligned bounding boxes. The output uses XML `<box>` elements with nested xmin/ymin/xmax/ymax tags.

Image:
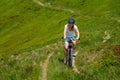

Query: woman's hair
<box><xmin>72</xmin><ymin>25</ymin><xmax>74</xmax><ymax>29</ymax></box>
<box><xmin>69</xmin><ymin>25</ymin><xmax>74</xmax><ymax>30</ymax></box>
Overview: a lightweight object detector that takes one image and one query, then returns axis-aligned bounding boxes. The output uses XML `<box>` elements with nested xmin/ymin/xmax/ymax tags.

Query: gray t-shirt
<box><xmin>65</xmin><ymin>24</ymin><xmax>78</xmax><ymax>37</ymax></box>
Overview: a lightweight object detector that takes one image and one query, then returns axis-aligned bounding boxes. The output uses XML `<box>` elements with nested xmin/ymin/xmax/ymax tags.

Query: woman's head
<box><xmin>68</xmin><ymin>18</ymin><xmax>75</xmax><ymax>27</ymax></box>
<box><xmin>68</xmin><ymin>18</ymin><xmax>75</xmax><ymax>23</ymax></box>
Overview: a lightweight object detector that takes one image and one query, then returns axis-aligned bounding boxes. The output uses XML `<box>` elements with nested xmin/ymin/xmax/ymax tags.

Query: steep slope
<box><xmin>41</xmin><ymin>0</ymin><xmax>120</xmax><ymax>16</ymax></box>
<box><xmin>0</xmin><ymin>0</ymin><xmax>120</xmax><ymax>57</ymax></box>
<box><xmin>0</xmin><ymin>0</ymin><xmax>71</xmax><ymax>57</ymax></box>
<box><xmin>0</xmin><ymin>0</ymin><xmax>120</xmax><ymax>80</ymax></box>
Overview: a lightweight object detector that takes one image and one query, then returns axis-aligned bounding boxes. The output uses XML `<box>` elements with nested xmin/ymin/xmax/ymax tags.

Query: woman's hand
<box><xmin>64</xmin><ymin>36</ymin><xmax>66</xmax><ymax>39</ymax></box>
<box><xmin>76</xmin><ymin>37</ymin><xmax>80</xmax><ymax>40</ymax></box>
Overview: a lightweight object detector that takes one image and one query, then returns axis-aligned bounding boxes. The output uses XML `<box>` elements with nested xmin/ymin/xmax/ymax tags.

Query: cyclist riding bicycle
<box><xmin>63</xmin><ymin>18</ymin><xmax>80</xmax><ymax>63</ymax></box>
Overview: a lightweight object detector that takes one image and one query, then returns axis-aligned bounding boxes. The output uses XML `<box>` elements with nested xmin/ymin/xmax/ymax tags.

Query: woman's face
<box><xmin>68</xmin><ymin>22</ymin><xmax>74</xmax><ymax>27</ymax></box>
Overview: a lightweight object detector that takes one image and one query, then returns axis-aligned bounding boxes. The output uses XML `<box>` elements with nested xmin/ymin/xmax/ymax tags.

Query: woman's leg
<box><xmin>64</xmin><ymin>42</ymin><xmax>69</xmax><ymax>57</ymax></box>
<box><xmin>64</xmin><ymin>42</ymin><xmax>68</xmax><ymax>63</ymax></box>
<box><xmin>72</xmin><ymin>40</ymin><xmax>76</xmax><ymax>51</ymax></box>
<box><xmin>72</xmin><ymin>40</ymin><xmax>77</xmax><ymax>56</ymax></box>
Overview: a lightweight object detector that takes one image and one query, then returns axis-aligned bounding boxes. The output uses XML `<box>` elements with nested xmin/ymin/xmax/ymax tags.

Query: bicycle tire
<box><xmin>68</xmin><ymin>48</ymin><xmax>72</xmax><ymax>67</ymax></box>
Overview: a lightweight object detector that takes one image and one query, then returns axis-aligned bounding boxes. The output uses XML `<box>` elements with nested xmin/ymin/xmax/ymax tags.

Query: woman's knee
<box><xmin>73</xmin><ymin>41</ymin><xmax>76</xmax><ymax>46</ymax></box>
<box><xmin>64</xmin><ymin>47</ymin><xmax>68</xmax><ymax>53</ymax></box>
<box><xmin>64</xmin><ymin>42</ymin><xmax>68</xmax><ymax>50</ymax></box>
<box><xmin>64</xmin><ymin>46</ymin><xmax>68</xmax><ymax>51</ymax></box>
<box><xmin>72</xmin><ymin>41</ymin><xmax>76</xmax><ymax>49</ymax></box>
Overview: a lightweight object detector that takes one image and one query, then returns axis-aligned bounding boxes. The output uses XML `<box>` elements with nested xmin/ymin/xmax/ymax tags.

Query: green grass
<box><xmin>0</xmin><ymin>42</ymin><xmax>60</xmax><ymax>80</ymax></box>
<box><xmin>75</xmin><ymin>43</ymin><xmax>120</xmax><ymax>80</ymax></box>
<box><xmin>0</xmin><ymin>0</ymin><xmax>120</xmax><ymax>80</ymax></box>
<box><xmin>41</xmin><ymin>0</ymin><xmax>120</xmax><ymax>16</ymax></box>
<box><xmin>0</xmin><ymin>0</ymin><xmax>71</xmax><ymax>57</ymax></box>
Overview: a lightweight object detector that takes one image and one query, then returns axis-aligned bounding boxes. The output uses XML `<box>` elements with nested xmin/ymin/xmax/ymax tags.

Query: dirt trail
<box><xmin>72</xmin><ymin>58</ymin><xmax>88</xmax><ymax>77</ymax></box>
<box><xmin>33</xmin><ymin>0</ymin><xmax>120</xmax><ymax>23</ymax></box>
<box><xmin>72</xmin><ymin>52</ymin><xmax>87</xmax><ymax>76</ymax></box>
<box><xmin>41</xmin><ymin>52</ymin><xmax>54</xmax><ymax>80</ymax></box>
<box><xmin>72</xmin><ymin>57</ymin><xmax>80</xmax><ymax>74</ymax></box>
<box><xmin>33</xmin><ymin>0</ymin><xmax>45</xmax><ymax>7</ymax></box>
<box><xmin>72</xmin><ymin>52</ymin><xmax>81</xmax><ymax>74</ymax></box>
<box><xmin>72</xmin><ymin>58</ymin><xmax>88</xmax><ymax>76</ymax></box>
<box><xmin>39</xmin><ymin>43</ymin><xmax>83</xmax><ymax>80</ymax></box>
<box><xmin>33</xmin><ymin>0</ymin><xmax>74</xmax><ymax>13</ymax></box>
<box><xmin>40</xmin><ymin>44</ymin><xmax>83</xmax><ymax>79</ymax></box>
<box><xmin>40</xmin><ymin>42</ymin><xmax>60</xmax><ymax>80</ymax></box>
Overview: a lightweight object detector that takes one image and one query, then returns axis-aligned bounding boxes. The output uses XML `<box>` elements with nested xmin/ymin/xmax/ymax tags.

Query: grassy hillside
<box><xmin>41</xmin><ymin>0</ymin><xmax>120</xmax><ymax>16</ymax></box>
<box><xmin>0</xmin><ymin>0</ymin><xmax>120</xmax><ymax>80</ymax></box>
<box><xmin>0</xmin><ymin>0</ymin><xmax>120</xmax><ymax>57</ymax></box>
<box><xmin>0</xmin><ymin>0</ymin><xmax>70</xmax><ymax>57</ymax></box>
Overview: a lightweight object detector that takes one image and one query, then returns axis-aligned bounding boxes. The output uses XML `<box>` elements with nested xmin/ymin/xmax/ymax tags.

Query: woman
<box><xmin>63</xmin><ymin>18</ymin><xmax>80</xmax><ymax>63</ymax></box>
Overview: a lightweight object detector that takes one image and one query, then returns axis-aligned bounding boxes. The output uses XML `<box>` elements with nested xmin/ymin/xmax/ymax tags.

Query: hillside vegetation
<box><xmin>0</xmin><ymin>0</ymin><xmax>120</xmax><ymax>80</ymax></box>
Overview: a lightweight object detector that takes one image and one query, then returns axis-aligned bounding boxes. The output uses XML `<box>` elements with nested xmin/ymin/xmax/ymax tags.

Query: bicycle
<box><xmin>67</xmin><ymin>39</ymin><xmax>74</xmax><ymax>67</ymax></box>
<box><xmin>62</xmin><ymin>37</ymin><xmax>80</xmax><ymax>67</ymax></box>
<box><xmin>64</xmin><ymin>38</ymin><xmax>79</xmax><ymax>67</ymax></box>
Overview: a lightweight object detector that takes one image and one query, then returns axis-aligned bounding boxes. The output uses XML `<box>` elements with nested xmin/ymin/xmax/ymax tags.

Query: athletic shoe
<box><xmin>73</xmin><ymin>52</ymin><xmax>77</xmax><ymax>57</ymax></box>
<box><xmin>64</xmin><ymin>58</ymin><xmax>67</xmax><ymax>64</ymax></box>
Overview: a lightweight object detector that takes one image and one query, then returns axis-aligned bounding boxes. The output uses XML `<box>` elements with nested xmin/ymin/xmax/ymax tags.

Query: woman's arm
<box><xmin>64</xmin><ymin>26</ymin><xmax>67</xmax><ymax>39</ymax></box>
<box><xmin>75</xmin><ymin>27</ymin><xmax>80</xmax><ymax>40</ymax></box>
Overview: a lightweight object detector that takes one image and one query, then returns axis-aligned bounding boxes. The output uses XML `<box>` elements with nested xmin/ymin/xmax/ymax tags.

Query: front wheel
<box><xmin>68</xmin><ymin>49</ymin><xmax>72</xmax><ymax>67</ymax></box>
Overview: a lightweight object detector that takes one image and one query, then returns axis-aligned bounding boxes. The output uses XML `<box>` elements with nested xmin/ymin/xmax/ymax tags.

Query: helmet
<box><xmin>68</xmin><ymin>18</ymin><xmax>75</xmax><ymax>23</ymax></box>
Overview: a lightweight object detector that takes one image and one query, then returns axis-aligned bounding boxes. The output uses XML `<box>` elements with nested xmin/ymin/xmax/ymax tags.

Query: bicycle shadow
<box><xmin>58</xmin><ymin>58</ymin><xmax>64</xmax><ymax>63</ymax></box>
